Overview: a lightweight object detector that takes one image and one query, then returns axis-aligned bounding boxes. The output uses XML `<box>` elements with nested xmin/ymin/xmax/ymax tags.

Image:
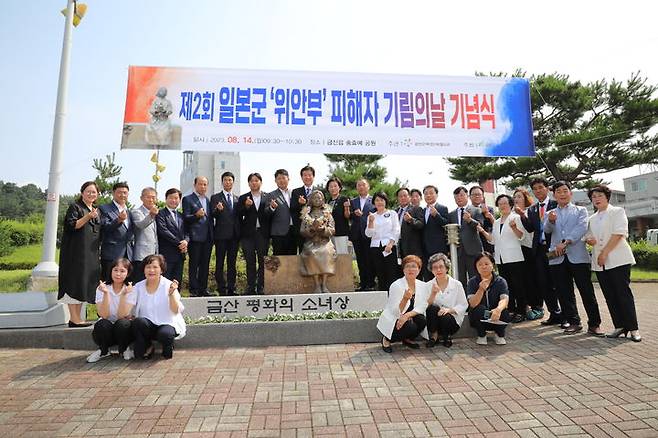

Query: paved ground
<box><xmin>0</xmin><ymin>284</ymin><xmax>657</xmax><ymax>438</ymax></box>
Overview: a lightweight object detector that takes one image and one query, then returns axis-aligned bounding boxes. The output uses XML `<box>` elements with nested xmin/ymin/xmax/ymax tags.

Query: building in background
<box><xmin>180</xmin><ymin>151</ymin><xmax>241</xmax><ymax>196</ymax></box>
<box><xmin>623</xmin><ymin>171</ymin><xmax>658</xmax><ymax>239</ymax></box>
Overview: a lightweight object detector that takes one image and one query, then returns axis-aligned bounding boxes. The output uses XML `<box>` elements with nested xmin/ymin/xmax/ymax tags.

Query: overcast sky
<box><xmin>1</xmin><ymin>0</ymin><xmax>656</xmax><ymax>206</ymax></box>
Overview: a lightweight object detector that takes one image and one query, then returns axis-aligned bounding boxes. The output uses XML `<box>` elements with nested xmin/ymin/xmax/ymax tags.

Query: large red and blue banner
<box><xmin>122</xmin><ymin>66</ymin><xmax>534</xmax><ymax>157</ymax></box>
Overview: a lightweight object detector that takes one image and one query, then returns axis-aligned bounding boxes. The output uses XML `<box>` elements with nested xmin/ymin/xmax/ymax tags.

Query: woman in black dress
<box><xmin>326</xmin><ymin>176</ymin><xmax>351</xmax><ymax>254</ymax></box>
<box><xmin>58</xmin><ymin>181</ymin><xmax>101</xmax><ymax>327</ymax></box>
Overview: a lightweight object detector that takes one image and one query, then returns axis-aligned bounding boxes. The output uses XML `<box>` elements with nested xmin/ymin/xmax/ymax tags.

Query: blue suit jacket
<box><xmin>182</xmin><ymin>193</ymin><xmax>213</xmax><ymax>243</ymax></box>
<box><xmin>99</xmin><ymin>202</ymin><xmax>134</xmax><ymax>261</ymax></box>
<box><xmin>156</xmin><ymin>208</ymin><xmax>189</xmax><ymax>263</ymax></box>
<box><xmin>543</xmin><ymin>203</ymin><xmax>590</xmax><ymax>265</ymax></box>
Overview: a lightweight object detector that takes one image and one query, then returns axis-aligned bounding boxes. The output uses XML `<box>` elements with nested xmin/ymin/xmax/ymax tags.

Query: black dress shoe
<box><xmin>540</xmin><ymin>315</ymin><xmax>562</xmax><ymax>326</ymax></box>
<box><xmin>68</xmin><ymin>321</ymin><xmax>92</xmax><ymax>328</ymax></box>
<box><xmin>381</xmin><ymin>337</ymin><xmax>392</xmax><ymax>353</ymax></box>
<box><xmin>564</xmin><ymin>325</ymin><xmax>583</xmax><ymax>334</ymax></box>
<box><xmin>443</xmin><ymin>337</ymin><xmax>453</xmax><ymax>348</ymax></box>
<box><xmin>402</xmin><ymin>340</ymin><xmax>420</xmax><ymax>349</ymax></box>
<box><xmin>425</xmin><ymin>338</ymin><xmax>438</xmax><ymax>348</ymax></box>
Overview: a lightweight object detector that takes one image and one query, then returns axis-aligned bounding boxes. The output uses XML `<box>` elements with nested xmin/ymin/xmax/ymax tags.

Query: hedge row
<box><xmin>0</xmin><ymin>220</ymin><xmax>43</xmax><ymax>255</ymax></box>
<box><xmin>629</xmin><ymin>241</ymin><xmax>658</xmax><ymax>270</ymax></box>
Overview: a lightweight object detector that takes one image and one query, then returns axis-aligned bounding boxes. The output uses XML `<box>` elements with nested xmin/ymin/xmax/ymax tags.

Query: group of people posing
<box><xmin>376</xmin><ymin>178</ymin><xmax>641</xmax><ymax>351</ymax></box>
<box><xmin>58</xmin><ymin>166</ymin><xmax>641</xmax><ymax>360</ymax></box>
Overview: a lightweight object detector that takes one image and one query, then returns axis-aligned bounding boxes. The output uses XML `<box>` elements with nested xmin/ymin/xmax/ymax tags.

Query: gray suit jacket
<box><xmin>268</xmin><ymin>189</ymin><xmax>293</xmax><ymax>237</ymax></box>
<box><xmin>448</xmin><ymin>205</ymin><xmax>484</xmax><ymax>256</ymax></box>
<box><xmin>131</xmin><ymin>205</ymin><xmax>158</xmax><ymax>261</ymax></box>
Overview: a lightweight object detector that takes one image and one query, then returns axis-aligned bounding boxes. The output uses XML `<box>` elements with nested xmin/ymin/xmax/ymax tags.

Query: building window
<box><xmin>631</xmin><ymin>179</ymin><xmax>647</xmax><ymax>192</ymax></box>
<box><xmin>220</xmin><ymin>161</ymin><xmax>226</xmax><ymax>170</ymax></box>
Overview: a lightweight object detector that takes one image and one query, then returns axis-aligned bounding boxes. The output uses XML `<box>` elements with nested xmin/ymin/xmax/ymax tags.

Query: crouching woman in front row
<box><xmin>87</xmin><ymin>258</ymin><xmax>136</xmax><ymax>363</ymax></box>
<box><xmin>129</xmin><ymin>254</ymin><xmax>186</xmax><ymax>359</ymax></box>
<box><xmin>378</xmin><ymin>255</ymin><xmax>429</xmax><ymax>353</ymax></box>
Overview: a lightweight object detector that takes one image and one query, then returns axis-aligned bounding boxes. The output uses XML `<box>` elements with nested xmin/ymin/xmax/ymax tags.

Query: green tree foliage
<box><xmin>323</xmin><ymin>154</ymin><xmax>405</xmax><ymax>204</ymax></box>
<box><xmin>447</xmin><ymin>72</ymin><xmax>658</xmax><ymax>189</ymax></box>
<box><xmin>0</xmin><ymin>181</ymin><xmax>46</xmax><ymax>221</ymax></box>
<box><xmin>92</xmin><ymin>153</ymin><xmax>124</xmax><ymax>204</ymax></box>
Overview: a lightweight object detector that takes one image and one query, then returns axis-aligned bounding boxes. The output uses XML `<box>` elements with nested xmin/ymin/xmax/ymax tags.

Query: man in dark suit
<box><xmin>99</xmin><ymin>182</ymin><xmax>134</xmax><ymax>281</ymax></box>
<box><xmin>269</xmin><ymin>169</ymin><xmax>296</xmax><ymax>255</ymax></box>
<box><xmin>449</xmin><ymin>186</ymin><xmax>484</xmax><ymax>290</ymax></box>
<box><xmin>350</xmin><ymin>178</ymin><xmax>376</xmax><ymax>291</ymax></box>
<box><xmin>156</xmin><ymin>188</ymin><xmax>189</xmax><ymax>284</ymax></box>
<box><xmin>469</xmin><ymin>186</ymin><xmax>495</xmax><ymax>254</ymax></box>
<box><xmin>290</xmin><ymin>165</ymin><xmax>316</xmax><ymax>253</ymax></box>
<box><xmin>529</xmin><ymin>177</ymin><xmax>563</xmax><ymax>325</ymax></box>
<box><xmin>421</xmin><ymin>185</ymin><xmax>449</xmax><ymax>281</ymax></box>
<box><xmin>210</xmin><ymin>171</ymin><xmax>240</xmax><ymax>296</ymax></box>
<box><xmin>395</xmin><ymin>187</ymin><xmax>424</xmax><ymax>259</ymax></box>
<box><xmin>237</xmin><ymin>173</ymin><xmax>271</xmax><ymax>295</ymax></box>
<box><xmin>182</xmin><ymin>176</ymin><xmax>213</xmax><ymax>297</ymax></box>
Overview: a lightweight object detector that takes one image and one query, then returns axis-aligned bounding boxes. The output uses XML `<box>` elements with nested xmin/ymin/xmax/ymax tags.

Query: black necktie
<box><xmin>227</xmin><ymin>194</ymin><xmax>232</xmax><ymax>210</ymax></box>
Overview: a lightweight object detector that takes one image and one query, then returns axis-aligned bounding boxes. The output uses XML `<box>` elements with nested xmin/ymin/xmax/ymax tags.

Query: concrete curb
<box><xmin>0</xmin><ymin>318</ymin><xmax>477</xmax><ymax>350</ymax></box>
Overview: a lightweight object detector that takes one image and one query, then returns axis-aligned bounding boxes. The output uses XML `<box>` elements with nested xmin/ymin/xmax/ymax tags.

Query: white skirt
<box><xmin>59</xmin><ymin>293</ymin><xmax>83</xmax><ymax>304</ymax></box>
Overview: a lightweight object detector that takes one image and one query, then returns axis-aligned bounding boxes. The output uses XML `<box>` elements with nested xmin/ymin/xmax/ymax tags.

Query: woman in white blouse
<box><xmin>585</xmin><ymin>185</ymin><xmax>641</xmax><ymax>342</ymax></box>
<box><xmin>424</xmin><ymin>253</ymin><xmax>468</xmax><ymax>348</ymax></box>
<box><xmin>128</xmin><ymin>254</ymin><xmax>186</xmax><ymax>359</ymax></box>
<box><xmin>86</xmin><ymin>258</ymin><xmax>137</xmax><ymax>363</ymax></box>
<box><xmin>365</xmin><ymin>192</ymin><xmax>401</xmax><ymax>292</ymax></box>
<box><xmin>378</xmin><ymin>255</ymin><xmax>429</xmax><ymax>353</ymax></box>
<box><xmin>477</xmin><ymin>194</ymin><xmax>528</xmax><ymax>323</ymax></box>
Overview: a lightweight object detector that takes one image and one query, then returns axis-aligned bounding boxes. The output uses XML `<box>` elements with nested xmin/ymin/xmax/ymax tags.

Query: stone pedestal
<box><xmin>264</xmin><ymin>255</ymin><xmax>355</xmax><ymax>294</ymax></box>
<box><xmin>0</xmin><ymin>292</ymin><xmax>68</xmax><ymax>328</ymax></box>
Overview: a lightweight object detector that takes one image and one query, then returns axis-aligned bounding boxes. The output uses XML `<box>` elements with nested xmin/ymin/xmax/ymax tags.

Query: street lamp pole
<box><xmin>32</xmin><ymin>0</ymin><xmax>76</xmax><ymax>281</ymax></box>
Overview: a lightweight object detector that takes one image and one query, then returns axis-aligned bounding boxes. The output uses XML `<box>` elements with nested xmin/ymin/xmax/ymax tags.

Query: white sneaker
<box><xmin>494</xmin><ymin>334</ymin><xmax>507</xmax><ymax>345</ymax></box>
<box><xmin>476</xmin><ymin>336</ymin><xmax>488</xmax><ymax>345</ymax></box>
<box><xmin>109</xmin><ymin>347</ymin><xmax>119</xmax><ymax>355</ymax></box>
<box><xmin>86</xmin><ymin>349</ymin><xmax>111</xmax><ymax>363</ymax></box>
<box><xmin>123</xmin><ymin>346</ymin><xmax>135</xmax><ymax>361</ymax></box>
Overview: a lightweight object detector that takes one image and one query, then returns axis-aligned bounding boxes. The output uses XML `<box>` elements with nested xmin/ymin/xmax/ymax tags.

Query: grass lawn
<box><xmin>630</xmin><ymin>267</ymin><xmax>658</xmax><ymax>281</ymax></box>
<box><xmin>0</xmin><ymin>244</ymin><xmax>57</xmax><ymax>270</ymax></box>
<box><xmin>0</xmin><ymin>269</ymin><xmax>32</xmax><ymax>292</ymax></box>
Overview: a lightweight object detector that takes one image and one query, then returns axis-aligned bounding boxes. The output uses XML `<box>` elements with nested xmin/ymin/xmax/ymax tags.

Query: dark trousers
<box><xmin>390</xmin><ymin>313</ymin><xmax>427</xmax><ymax>343</ymax></box>
<box><xmin>92</xmin><ymin>318</ymin><xmax>133</xmax><ymax>355</ymax></box>
<box><xmin>271</xmin><ymin>227</ymin><xmax>297</xmax><ymax>255</ymax></box>
<box><xmin>535</xmin><ymin>243</ymin><xmax>561</xmax><ymax>316</ymax></box>
<box><xmin>132</xmin><ymin>317</ymin><xmax>177</xmax><ymax>359</ymax></box>
<box><xmin>468</xmin><ymin>305</ymin><xmax>511</xmax><ymax>337</ymax></box>
<box><xmin>188</xmin><ymin>240</ymin><xmax>212</xmax><ymax>295</ymax></box>
<box><xmin>353</xmin><ymin>237</ymin><xmax>375</xmax><ymax>289</ymax></box>
<box><xmin>241</xmin><ymin>232</ymin><xmax>268</xmax><ymax>294</ymax></box>
<box><xmin>426</xmin><ymin>305</ymin><xmax>460</xmax><ymax>338</ymax></box>
<box><xmin>596</xmin><ymin>264</ymin><xmax>639</xmax><ymax>331</ymax></box>
<box><xmin>521</xmin><ymin>246</ymin><xmax>540</xmax><ymax>308</ymax></box>
<box><xmin>498</xmin><ymin>261</ymin><xmax>526</xmax><ymax>314</ymax></box>
<box><xmin>100</xmin><ymin>259</ymin><xmax>114</xmax><ymax>283</ymax></box>
<box><xmin>550</xmin><ymin>257</ymin><xmax>601</xmax><ymax>328</ymax></box>
<box><xmin>370</xmin><ymin>244</ymin><xmax>399</xmax><ymax>292</ymax></box>
<box><xmin>164</xmin><ymin>257</ymin><xmax>184</xmax><ymax>284</ymax></box>
<box><xmin>132</xmin><ymin>259</ymin><xmax>146</xmax><ymax>283</ymax></box>
<box><xmin>457</xmin><ymin>247</ymin><xmax>477</xmax><ymax>291</ymax></box>
<box><xmin>214</xmin><ymin>238</ymin><xmax>239</xmax><ymax>294</ymax></box>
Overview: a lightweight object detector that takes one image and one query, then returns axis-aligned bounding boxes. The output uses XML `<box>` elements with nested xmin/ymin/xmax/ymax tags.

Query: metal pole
<box><xmin>445</xmin><ymin>224</ymin><xmax>460</xmax><ymax>280</ymax></box>
<box><xmin>32</xmin><ymin>0</ymin><xmax>75</xmax><ymax>280</ymax></box>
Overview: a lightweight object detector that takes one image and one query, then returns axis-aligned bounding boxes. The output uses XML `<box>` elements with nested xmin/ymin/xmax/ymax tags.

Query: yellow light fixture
<box><xmin>61</xmin><ymin>2</ymin><xmax>87</xmax><ymax>28</ymax></box>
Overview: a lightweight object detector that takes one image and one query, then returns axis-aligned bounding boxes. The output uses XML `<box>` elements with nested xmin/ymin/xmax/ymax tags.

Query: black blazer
<box><xmin>182</xmin><ymin>193</ymin><xmax>213</xmax><ymax>243</ymax></box>
<box><xmin>328</xmin><ymin>195</ymin><xmax>350</xmax><ymax>237</ymax></box>
<box><xmin>290</xmin><ymin>186</ymin><xmax>312</xmax><ymax>231</ymax></box>
<box><xmin>156</xmin><ymin>208</ymin><xmax>188</xmax><ymax>262</ymax></box>
<box><xmin>396</xmin><ymin>205</ymin><xmax>424</xmax><ymax>258</ymax></box>
<box><xmin>210</xmin><ymin>192</ymin><xmax>240</xmax><ymax>240</ymax></box>
<box><xmin>349</xmin><ymin>196</ymin><xmax>375</xmax><ymax>241</ymax></box>
<box><xmin>527</xmin><ymin>198</ymin><xmax>558</xmax><ymax>251</ymax></box>
<box><xmin>422</xmin><ymin>202</ymin><xmax>450</xmax><ymax>256</ymax></box>
<box><xmin>237</xmin><ymin>191</ymin><xmax>271</xmax><ymax>239</ymax></box>
<box><xmin>99</xmin><ymin>202</ymin><xmax>134</xmax><ymax>261</ymax></box>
